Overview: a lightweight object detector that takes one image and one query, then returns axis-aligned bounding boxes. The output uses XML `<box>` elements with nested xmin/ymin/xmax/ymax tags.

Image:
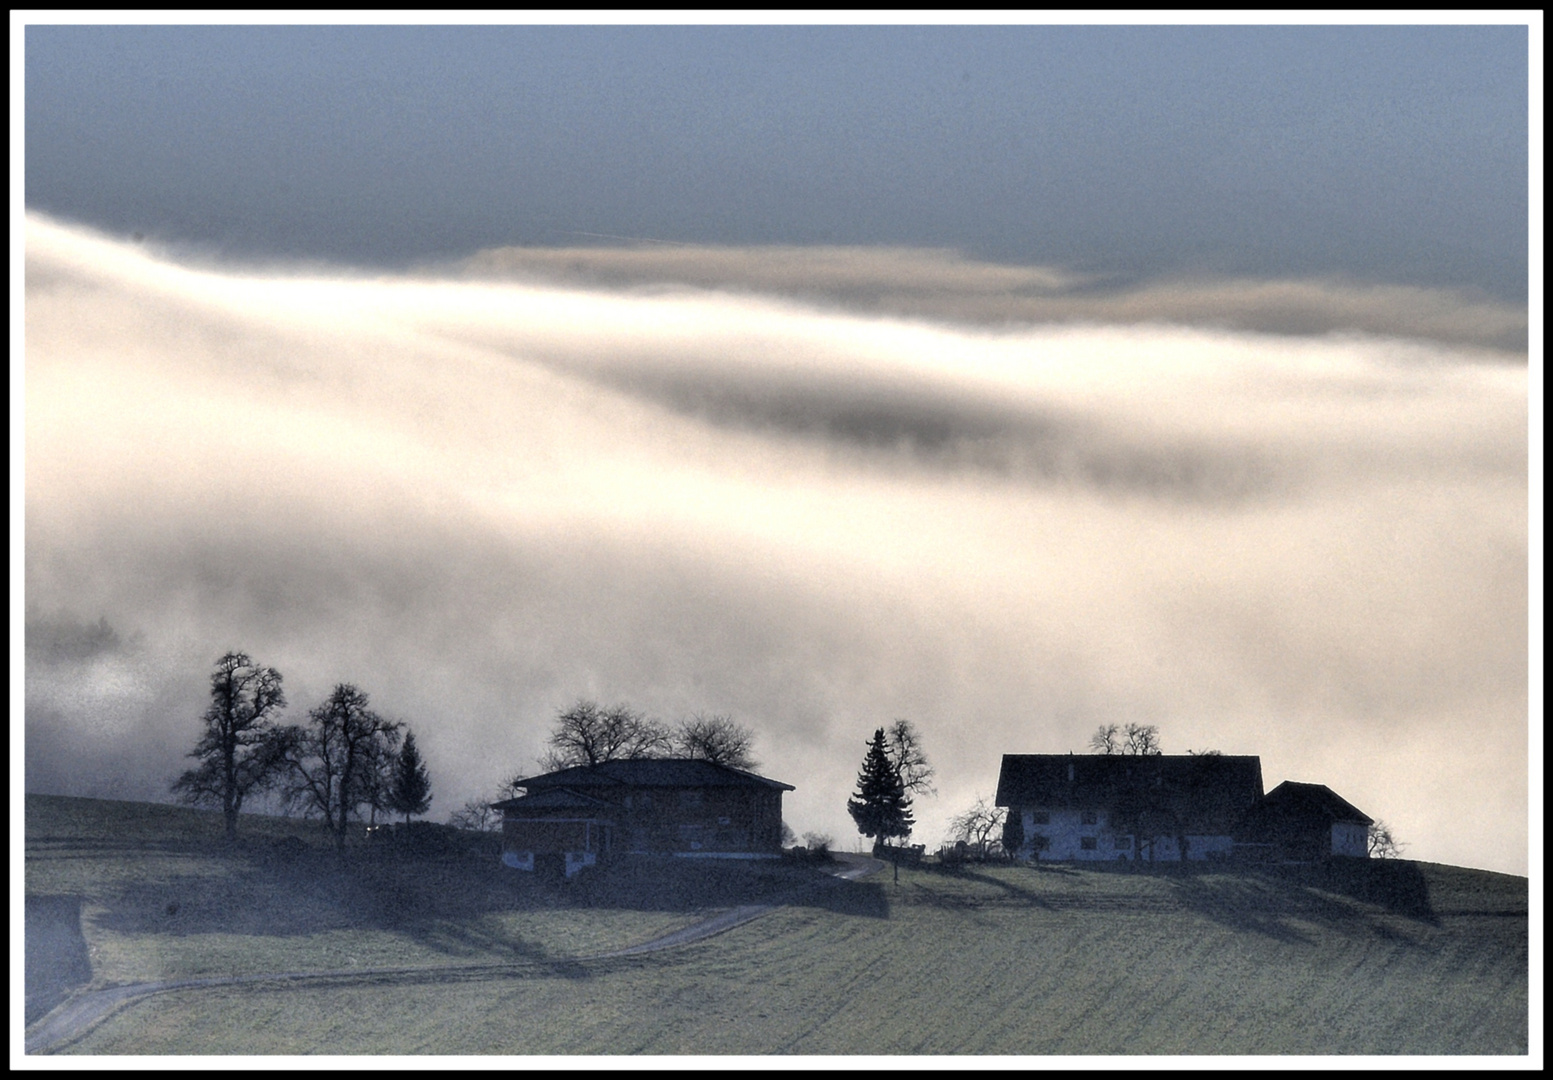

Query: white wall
<box><xmin>1331</xmin><ymin>821</ymin><xmax>1370</xmax><ymax>858</ymax></box>
<box><xmin>1022</xmin><ymin>807</ymin><xmax>1130</xmax><ymax>861</ymax></box>
<box><xmin>1018</xmin><ymin>807</ymin><xmax>1234</xmax><ymax>862</ymax></box>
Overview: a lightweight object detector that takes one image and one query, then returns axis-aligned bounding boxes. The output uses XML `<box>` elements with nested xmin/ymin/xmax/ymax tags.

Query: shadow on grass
<box><xmin>911</xmin><ymin>856</ymin><xmax>1442</xmax><ymax>946</ymax></box>
<box><xmin>566</xmin><ymin>856</ymin><xmax>892</xmax><ymax>921</ymax></box>
<box><xmin>1162</xmin><ymin>860</ymin><xmax>1439</xmax><ymax>944</ymax></box>
<box><xmin>26</xmin><ymin>835</ymin><xmax>229</xmax><ymax>857</ymax></box>
<box><xmin>25</xmin><ymin>895</ymin><xmax>93</xmax><ymax>1025</ymax></box>
<box><xmin>1162</xmin><ymin>873</ymin><xmax>1326</xmax><ymax>944</ymax></box>
<box><xmin>88</xmin><ymin>842</ymin><xmax>890</xmax><ymax>966</ymax></box>
<box><xmin>919</xmin><ymin>867</ymin><xmax>1058</xmax><ymax>910</ymax></box>
<box><xmin>1294</xmin><ymin>859</ymin><xmax>1439</xmax><ymax>923</ymax></box>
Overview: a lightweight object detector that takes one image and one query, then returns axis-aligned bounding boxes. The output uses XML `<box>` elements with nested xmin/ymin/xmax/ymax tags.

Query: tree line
<box><xmin>176</xmin><ymin>660</ymin><xmax>1405</xmax><ymax>862</ymax></box>
<box><xmin>171</xmin><ymin>652</ymin><xmax>430</xmax><ymax>849</ymax></box>
<box><xmin>536</xmin><ymin>699</ymin><xmax>759</xmax><ymax>772</ymax></box>
<box><xmin>175</xmin><ymin>654</ymin><xmax>771</xmax><ymax>844</ymax></box>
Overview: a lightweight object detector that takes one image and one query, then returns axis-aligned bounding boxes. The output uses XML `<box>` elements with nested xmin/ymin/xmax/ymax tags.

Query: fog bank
<box><xmin>23</xmin><ymin>214</ymin><xmax>1529</xmax><ymax>874</ymax></box>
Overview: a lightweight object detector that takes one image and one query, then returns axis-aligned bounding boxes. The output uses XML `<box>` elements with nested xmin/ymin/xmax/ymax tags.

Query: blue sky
<box><xmin>24</xmin><ymin>24</ymin><xmax>1529</xmax><ymax>298</ymax></box>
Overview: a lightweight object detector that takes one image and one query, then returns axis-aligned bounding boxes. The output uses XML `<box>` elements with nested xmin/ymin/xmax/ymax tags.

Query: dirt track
<box><xmin>24</xmin><ymin>854</ymin><xmax>882</xmax><ymax>1055</ymax></box>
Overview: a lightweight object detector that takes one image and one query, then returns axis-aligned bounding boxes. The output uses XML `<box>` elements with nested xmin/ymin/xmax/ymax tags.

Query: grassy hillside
<box><xmin>23</xmin><ymin>794</ymin><xmax>720</xmax><ymax>1001</ymax></box>
<box><xmin>26</xmin><ymin>794</ymin><xmax>1528</xmax><ymax>1055</ymax></box>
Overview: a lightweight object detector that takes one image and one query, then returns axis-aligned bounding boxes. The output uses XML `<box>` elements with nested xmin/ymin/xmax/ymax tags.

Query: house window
<box><xmin>1029</xmin><ymin>810</ymin><xmax>1050</xmax><ymax>825</ymax></box>
<box><xmin>1081</xmin><ymin>837</ymin><xmax>1098</xmax><ymax>851</ymax></box>
<box><xmin>717</xmin><ymin>816</ymin><xmax>731</xmax><ymax>826</ymax></box>
<box><xmin>1114</xmin><ymin>836</ymin><xmax>1132</xmax><ymax>849</ymax></box>
<box><xmin>1081</xmin><ymin>810</ymin><xmax>1098</xmax><ymax>825</ymax></box>
<box><xmin>679</xmin><ymin>790</ymin><xmax>702</xmax><ymax>808</ymax></box>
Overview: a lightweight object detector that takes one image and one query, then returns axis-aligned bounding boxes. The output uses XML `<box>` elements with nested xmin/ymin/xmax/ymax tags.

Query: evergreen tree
<box><xmin>389</xmin><ymin>729</ymin><xmax>433</xmax><ymax>824</ymax></box>
<box><xmin>847</xmin><ymin>727</ymin><xmax>914</xmax><ymax>854</ymax></box>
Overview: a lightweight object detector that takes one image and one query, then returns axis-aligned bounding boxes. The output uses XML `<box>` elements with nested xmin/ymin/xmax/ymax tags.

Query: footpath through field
<box><xmin>23</xmin><ymin>853</ymin><xmax>883</xmax><ymax>1056</ymax></box>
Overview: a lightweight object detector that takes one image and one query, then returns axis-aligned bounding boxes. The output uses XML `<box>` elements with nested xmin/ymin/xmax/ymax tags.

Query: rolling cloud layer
<box><xmin>23</xmin><ymin>214</ymin><xmax>1529</xmax><ymax>874</ymax></box>
<box><xmin>457</xmin><ymin>244</ymin><xmax>1530</xmax><ymax>353</ymax></box>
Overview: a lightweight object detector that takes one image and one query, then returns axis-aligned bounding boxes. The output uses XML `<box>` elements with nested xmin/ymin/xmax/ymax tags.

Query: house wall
<box><xmin>501</xmin><ymin>818</ymin><xmax>607</xmax><ymax>874</ymax></box>
<box><xmin>502</xmin><ymin>818</ymin><xmax>596</xmax><ymax>855</ymax></box>
<box><xmin>1017</xmin><ymin>807</ymin><xmax>1233</xmax><ymax>862</ymax></box>
<box><xmin>1185</xmin><ymin>834</ymin><xmax>1235</xmax><ymax>861</ymax></box>
<box><xmin>1021</xmin><ymin>807</ymin><xmax>1130</xmax><ymax>862</ymax></box>
<box><xmin>549</xmin><ymin>785</ymin><xmax>785</xmax><ymax>855</ymax></box>
<box><xmin>1331</xmin><ymin>821</ymin><xmax>1369</xmax><ymax>858</ymax></box>
<box><xmin>1256</xmin><ymin>814</ymin><xmax>1370</xmax><ymax>862</ymax></box>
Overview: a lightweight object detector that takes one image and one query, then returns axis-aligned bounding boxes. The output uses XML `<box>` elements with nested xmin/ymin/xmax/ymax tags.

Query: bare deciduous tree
<box><xmin>1123</xmin><ymin>723</ymin><xmax>1163</xmax><ymax>756</ymax></box>
<box><xmin>358</xmin><ymin>724</ymin><xmax>403</xmax><ymax>827</ymax></box>
<box><xmin>947</xmin><ymin>796</ymin><xmax>1007</xmax><ymax>857</ymax></box>
<box><xmin>1089</xmin><ymin>723</ymin><xmax>1121</xmax><ymax>754</ymax></box>
<box><xmin>886</xmin><ymin>719</ymin><xmax>936</xmax><ymax>797</ymax></box>
<box><xmin>278</xmin><ymin>683</ymin><xmax>402</xmax><ymax>852</ymax></box>
<box><xmin>494</xmin><ymin>774</ymin><xmax>528</xmax><ymax>803</ymax></box>
<box><xmin>1368</xmin><ymin>819</ymin><xmax>1405</xmax><ymax>859</ymax></box>
<box><xmin>1089</xmin><ymin>722</ymin><xmax>1163</xmax><ymax>756</ymax></box>
<box><xmin>449</xmin><ymin>797</ymin><xmax>502</xmax><ymax>833</ymax></box>
<box><xmin>171</xmin><ymin>651</ymin><xmax>291</xmax><ymax>841</ymax></box>
<box><xmin>538</xmin><ymin>699</ymin><xmax>671</xmax><ymax>771</ymax></box>
<box><xmin>673</xmin><ymin>713</ymin><xmax>758</xmax><ymax>770</ymax></box>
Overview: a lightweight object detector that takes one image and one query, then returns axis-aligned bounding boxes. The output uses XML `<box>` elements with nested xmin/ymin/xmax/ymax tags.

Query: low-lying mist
<box><xmin>22</xmin><ymin>214</ymin><xmax>1528</xmax><ymax>874</ymax></box>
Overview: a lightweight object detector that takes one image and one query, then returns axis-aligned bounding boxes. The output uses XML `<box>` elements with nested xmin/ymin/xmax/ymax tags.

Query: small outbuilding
<box><xmin>492</xmin><ymin>758</ymin><xmax>795</xmax><ymax>876</ymax></box>
<box><xmin>1239</xmin><ymin>780</ymin><xmax>1373</xmax><ymax>861</ymax></box>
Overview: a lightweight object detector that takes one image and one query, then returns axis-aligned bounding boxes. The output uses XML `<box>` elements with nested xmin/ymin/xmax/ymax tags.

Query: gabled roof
<box><xmin>1258</xmin><ymin>781</ymin><xmax>1373</xmax><ymax>825</ymax></box>
<box><xmin>507</xmin><ymin>757</ymin><xmax>795</xmax><ymax>794</ymax></box>
<box><xmin>994</xmin><ymin>753</ymin><xmax>1265</xmax><ymax>834</ymax></box>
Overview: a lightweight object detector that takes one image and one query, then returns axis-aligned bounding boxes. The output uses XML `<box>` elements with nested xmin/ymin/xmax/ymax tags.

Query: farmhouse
<box><xmin>492</xmin><ymin>758</ymin><xmax>795</xmax><ymax>876</ymax></box>
<box><xmin>1239</xmin><ymin>780</ymin><xmax>1373</xmax><ymax>861</ymax></box>
<box><xmin>995</xmin><ymin>753</ymin><xmax>1266</xmax><ymax>863</ymax></box>
<box><xmin>994</xmin><ymin>753</ymin><xmax>1377</xmax><ymax>864</ymax></box>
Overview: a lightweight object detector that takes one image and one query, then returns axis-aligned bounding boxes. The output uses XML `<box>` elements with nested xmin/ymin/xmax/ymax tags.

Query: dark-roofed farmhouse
<box><xmin>493</xmin><ymin>759</ymin><xmax>795</xmax><ymax>877</ymax></box>
<box><xmin>995</xmin><ymin>753</ymin><xmax>1266</xmax><ymax>863</ymax></box>
<box><xmin>1240</xmin><ymin>780</ymin><xmax>1373</xmax><ymax>861</ymax></box>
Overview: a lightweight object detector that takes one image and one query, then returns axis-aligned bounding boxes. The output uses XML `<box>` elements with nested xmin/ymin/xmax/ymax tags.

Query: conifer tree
<box><xmin>847</xmin><ymin>727</ymin><xmax>914</xmax><ymax>855</ymax></box>
<box><xmin>389</xmin><ymin>729</ymin><xmax>433</xmax><ymax>824</ymax></box>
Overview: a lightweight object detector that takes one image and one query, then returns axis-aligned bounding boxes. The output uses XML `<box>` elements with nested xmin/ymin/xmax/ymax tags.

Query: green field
<box><xmin>25</xmin><ymin>794</ymin><xmax>1529</xmax><ymax>1055</ymax></box>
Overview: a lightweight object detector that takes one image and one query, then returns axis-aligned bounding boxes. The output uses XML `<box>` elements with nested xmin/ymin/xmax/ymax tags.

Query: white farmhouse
<box><xmin>994</xmin><ymin>753</ymin><xmax>1376</xmax><ymax>864</ymax></box>
<box><xmin>994</xmin><ymin>753</ymin><xmax>1266</xmax><ymax>864</ymax></box>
